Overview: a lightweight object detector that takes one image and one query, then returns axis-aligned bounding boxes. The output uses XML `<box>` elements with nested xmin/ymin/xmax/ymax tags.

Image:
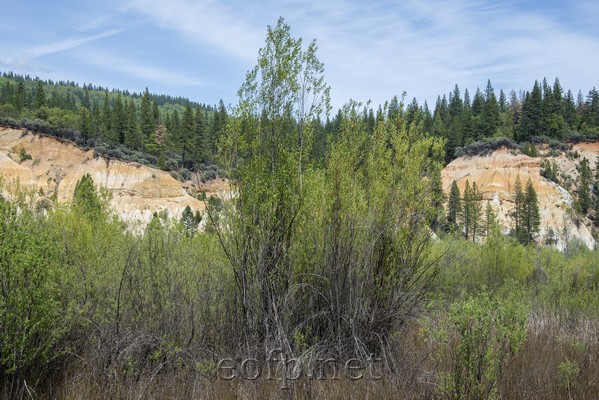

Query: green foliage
<box><xmin>522</xmin><ymin>178</ymin><xmax>541</xmax><ymax>244</ymax></box>
<box><xmin>576</xmin><ymin>157</ymin><xmax>592</xmax><ymax>215</ymax></box>
<box><xmin>18</xmin><ymin>146</ymin><xmax>31</xmax><ymax>162</ymax></box>
<box><xmin>216</xmin><ymin>16</ymin><xmax>331</xmax><ymax>347</ymax></box>
<box><xmin>427</xmin><ymin>289</ymin><xmax>530</xmax><ymax>400</ymax></box>
<box><xmin>540</xmin><ymin>158</ymin><xmax>560</xmax><ymax>184</ymax></box>
<box><xmin>447</xmin><ymin>180</ymin><xmax>461</xmax><ymax>233</ymax></box>
<box><xmin>462</xmin><ymin>180</ymin><xmax>483</xmax><ymax>241</ymax></box>
<box><xmin>180</xmin><ymin>205</ymin><xmax>201</xmax><ymax>236</ymax></box>
<box><xmin>72</xmin><ymin>173</ymin><xmax>110</xmax><ymax>221</ymax></box>
<box><xmin>454</xmin><ymin>136</ymin><xmax>518</xmax><ymax>158</ymax></box>
<box><xmin>0</xmin><ymin>191</ymin><xmax>67</xmax><ymax>391</ymax></box>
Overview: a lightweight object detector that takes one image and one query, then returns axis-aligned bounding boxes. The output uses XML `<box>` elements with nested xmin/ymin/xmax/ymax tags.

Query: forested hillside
<box><xmin>2</xmin><ymin>71</ymin><xmax>599</xmax><ymax>172</ymax></box>
<box><xmin>0</xmin><ymin>72</ymin><xmax>227</xmax><ymax>172</ymax></box>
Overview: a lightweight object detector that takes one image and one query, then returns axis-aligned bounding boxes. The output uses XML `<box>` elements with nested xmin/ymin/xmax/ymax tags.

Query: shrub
<box><xmin>427</xmin><ymin>289</ymin><xmax>529</xmax><ymax>400</ymax></box>
<box><xmin>166</xmin><ymin>159</ymin><xmax>179</xmax><ymax>171</ymax></box>
<box><xmin>201</xmin><ymin>170</ymin><xmax>217</xmax><ymax>181</ymax></box>
<box><xmin>19</xmin><ymin>146</ymin><xmax>32</xmax><ymax>162</ymax></box>
<box><xmin>180</xmin><ymin>168</ymin><xmax>192</xmax><ymax>181</ymax></box>
<box><xmin>454</xmin><ymin>137</ymin><xmax>518</xmax><ymax>158</ymax></box>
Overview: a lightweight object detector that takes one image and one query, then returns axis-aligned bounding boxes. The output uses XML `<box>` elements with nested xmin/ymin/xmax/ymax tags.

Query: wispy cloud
<box><xmin>120</xmin><ymin>0</ymin><xmax>264</xmax><ymax>61</ymax></box>
<box><xmin>76</xmin><ymin>48</ymin><xmax>205</xmax><ymax>87</ymax></box>
<box><xmin>2</xmin><ymin>28</ymin><xmax>129</xmax><ymax>71</ymax></box>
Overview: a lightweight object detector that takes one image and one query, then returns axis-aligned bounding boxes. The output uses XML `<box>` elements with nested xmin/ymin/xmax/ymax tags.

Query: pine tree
<box><xmin>522</xmin><ymin>178</ymin><xmax>540</xmax><ymax>244</ymax></box>
<box><xmin>576</xmin><ymin>157</ymin><xmax>592</xmax><ymax>215</ymax></box>
<box><xmin>447</xmin><ymin>180</ymin><xmax>461</xmax><ymax>232</ymax></box>
<box><xmin>471</xmin><ymin>88</ymin><xmax>484</xmax><ymax>116</ymax></box>
<box><xmin>73</xmin><ymin>174</ymin><xmax>104</xmax><ymax>221</ymax></box>
<box><xmin>125</xmin><ymin>99</ymin><xmax>141</xmax><ymax>150</ymax></box>
<box><xmin>194</xmin><ymin>108</ymin><xmax>208</xmax><ymax>163</ymax></box>
<box><xmin>0</xmin><ymin>80</ymin><xmax>12</xmax><ymax>105</ymax></box>
<box><xmin>388</xmin><ymin>95</ymin><xmax>401</xmax><ymax>120</ymax></box>
<box><xmin>462</xmin><ymin>89</ymin><xmax>475</xmax><ymax>144</ymax></box>
<box><xmin>90</xmin><ymin>99</ymin><xmax>101</xmax><ymax>140</ymax></box>
<box><xmin>82</xmin><ymin>86</ymin><xmax>91</xmax><ymax>110</ymax></box>
<box><xmin>112</xmin><ymin>93</ymin><xmax>126</xmax><ymax>144</ymax></box>
<box><xmin>462</xmin><ymin>180</ymin><xmax>482</xmax><ymax>241</ymax></box>
<box><xmin>449</xmin><ymin>84</ymin><xmax>463</xmax><ymax>118</ymax></box>
<box><xmin>518</xmin><ymin>81</ymin><xmax>543</xmax><ymax>141</ymax></box>
<box><xmin>180</xmin><ymin>104</ymin><xmax>195</xmax><ymax>166</ymax></box>
<box><xmin>499</xmin><ymin>89</ymin><xmax>507</xmax><ymax>113</ymax></box>
<box><xmin>563</xmin><ymin>90</ymin><xmax>577</xmax><ymax>129</ymax></box>
<box><xmin>140</xmin><ymin>88</ymin><xmax>155</xmax><ymax>151</ymax></box>
<box><xmin>463</xmin><ymin>180</ymin><xmax>472</xmax><ymax>239</ymax></box>
<box><xmin>209</xmin><ymin>100</ymin><xmax>227</xmax><ymax>162</ymax></box>
<box><xmin>13</xmin><ymin>81</ymin><xmax>25</xmax><ymax>112</ymax></box>
<box><xmin>79</xmin><ymin>107</ymin><xmax>92</xmax><ymax>143</ymax></box>
<box><xmin>585</xmin><ymin>87</ymin><xmax>599</xmax><ymax>128</ymax></box>
<box><xmin>469</xmin><ymin>182</ymin><xmax>483</xmax><ymax>242</ymax></box>
<box><xmin>481</xmin><ymin>80</ymin><xmax>500</xmax><ymax>137</ymax></box>
<box><xmin>33</xmin><ymin>80</ymin><xmax>46</xmax><ymax>109</ymax></box>
<box><xmin>484</xmin><ymin>201</ymin><xmax>496</xmax><ymax>238</ymax></box>
<box><xmin>513</xmin><ymin>175</ymin><xmax>525</xmax><ymax>239</ymax></box>
<box><xmin>181</xmin><ymin>205</ymin><xmax>199</xmax><ymax>236</ymax></box>
<box><xmin>101</xmin><ymin>91</ymin><xmax>112</xmax><ymax>143</ymax></box>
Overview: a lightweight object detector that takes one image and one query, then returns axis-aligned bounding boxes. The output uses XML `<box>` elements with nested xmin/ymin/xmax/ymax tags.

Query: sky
<box><xmin>1</xmin><ymin>0</ymin><xmax>598</xmax><ymax>111</ymax></box>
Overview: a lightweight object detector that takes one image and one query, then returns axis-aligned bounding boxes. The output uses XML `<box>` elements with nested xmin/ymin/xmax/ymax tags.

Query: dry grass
<box><xmin>12</xmin><ymin>312</ymin><xmax>598</xmax><ymax>400</ymax></box>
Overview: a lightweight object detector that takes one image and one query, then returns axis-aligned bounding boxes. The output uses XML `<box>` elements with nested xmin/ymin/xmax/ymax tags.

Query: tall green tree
<box><xmin>481</xmin><ymin>80</ymin><xmax>500</xmax><ymax>137</ymax></box>
<box><xmin>112</xmin><ymin>93</ymin><xmax>126</xmax><ymax>144</ymax></box>
<box><xmin>33</xmin><ymin>80</ymin><xmax>46</xmax><ymax>109</ymax></box>
<box><xmin>101</xmin><ymin>91</ymin><xmax>112</xmax><ymax>143</ymax></box>
<box><xmin>576</xmin><ymin>157</ymin><xmax>592</xmax><ymax>215</ymax></box>
<box><xmin>79</xmin><ymin>107</ymin><xmax>92</xmax><ymax>142</ymax></box>
<box><xmin>522</xmin><ymin>178</ymin><xmax>541</xmax><ymax>244</ymax></box>
<box><xmin>463</xmin><ymin>180</ymin><xmax>483</xmax><ymax>242</ymax></box>
<box><xmin>140</xmin><ymin>88</ymin><xmax>155</xmax><ymax>151</ymax></box>
<box><xmin>585</xmin><ymin>87</ymin><xmax>599</xmax><ymax>128</ymax></box>
<box><xmin>13</xmin><ymin>81</ymin><xmax>25</xmax><ymax>112</ymax></box>
<box><xmin>194</xmin><ymin>108</ymin><xmax>208</xmax><ymax>163</ymax></box>
<box><xmin>215</xmin><ymin>17</ymin><xmax>331</xmax><ymax>350</ymax></box>
<box><xmin>512</xmin><ymin>175</ymin><xmax>525</xmax><ymax>239</ymax></box>
<box><xmin>179</xmin><ymin>104</ymin><xmax>196</xmax><ymax>166</ymax></box>
<box><xmin>125</xmin><ymin>99</ymin><xmax>141</xmax><ymax>150</ymax></box>
<box><xmin>209</xmin><ymin>100</ymin><xmax>227</xmax><ymax>162</ymax></box>
<box><xmin>518</xmin><ymin>81</ymin><xmax>544</xmax><ymax>141</ymax></box>
<box><xmin>73</xmin><ymin>174</ymin><xmax>107</xmax><ymax>221</ymax></box>
<box><xmin>447</xmin><ymin>180</ymin><xmax>461</xmax><ymax>232</ymax></box>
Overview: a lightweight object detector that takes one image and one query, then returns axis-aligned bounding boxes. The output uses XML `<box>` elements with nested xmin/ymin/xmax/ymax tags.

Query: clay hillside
<box><xmin>0</xmin><ymin>126</ymin><xmax>227</xmax><ymax>226</ymax></box>
<box><xmin>442</xmin><ymin>142</ymin><xmax>599</xmax><ymax>250</ymax></box>
<box><xmin>1</xmin><ymin>125</ymin><xmax>598</xmax><ymax>249</ymax></box>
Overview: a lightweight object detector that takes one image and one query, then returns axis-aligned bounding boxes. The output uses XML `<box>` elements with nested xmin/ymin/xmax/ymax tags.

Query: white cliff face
<box><xmin>442</xmin><ymin>147</ymin><xmax>597</xmax><ymax>251</ymax></box>
<box><xmin>1</xmin><ymin>127</ymin><xmax>596</xmax><ymax>248</ymax></box>
<box><xmin>0</xmin><ymin>127</ymin><xmax>205</xmax><ymax>225</ymax></box>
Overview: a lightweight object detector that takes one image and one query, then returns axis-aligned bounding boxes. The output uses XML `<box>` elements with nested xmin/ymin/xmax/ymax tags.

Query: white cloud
<box><xmin>120</xmin><ymin>0</ymin><xmax>264</xmax><ymax>61</ymax></box>
<box><xmin>75</xmin><ymin>48</ymin><xmax>205</xmax><ymax>87</ymax></box>
<box><xmin>2</xmin><ymin>28</ymin><xmax>129</xmax><ymax>71</ymax></box>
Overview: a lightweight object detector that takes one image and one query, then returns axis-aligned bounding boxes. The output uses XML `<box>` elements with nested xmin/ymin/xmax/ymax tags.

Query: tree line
<box><xmin>446</xmin><ymin>175</ymin><xmax>541</xmax><ymax>245</ymax></box>
<box><xmin>0</xmin><ymin>72</ymin><xmax>226</xmax><ymax>171</ymax></box>
<box><xmin>3</xmin><ymin>70</ymin><xmax>599</xmax><ymax>174</ymax></box>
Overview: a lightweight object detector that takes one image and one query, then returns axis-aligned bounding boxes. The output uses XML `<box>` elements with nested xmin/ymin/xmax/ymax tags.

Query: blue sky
<box><xmin>1</xmin><ymin>0</ymin><xmax>598</xmax><ymax>110</ymax></box>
